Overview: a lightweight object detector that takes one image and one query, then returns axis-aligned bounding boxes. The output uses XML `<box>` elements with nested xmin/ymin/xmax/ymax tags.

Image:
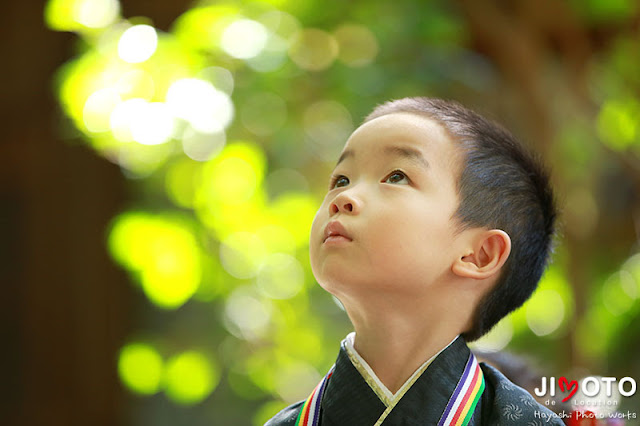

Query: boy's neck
<box><xmin>343</xmin><ymin>293</ymin><xmax>469</xmax><ymax>394</ymax></box>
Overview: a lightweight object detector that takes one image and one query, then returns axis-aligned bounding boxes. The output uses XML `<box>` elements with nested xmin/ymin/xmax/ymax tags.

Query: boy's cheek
<box><xmin>309</xmin><ymin>208</ymin><xmax>327</xmax><ymax>245</ymax></box>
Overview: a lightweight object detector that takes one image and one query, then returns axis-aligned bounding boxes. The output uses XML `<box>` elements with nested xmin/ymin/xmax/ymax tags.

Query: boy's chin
<box><xmin>315</xmin><ymin>276</ymin><xmax>403</xmax><ymax>298</ymax></box>
<box><xmin>314</xmin><ymin>276</ymin><xmax>361</xmax><ymax>299</ymax></box>
<box><xmin>314</xmin><ymin>276</ymin><xmax>346</xmax><ymax>294</ymax></box>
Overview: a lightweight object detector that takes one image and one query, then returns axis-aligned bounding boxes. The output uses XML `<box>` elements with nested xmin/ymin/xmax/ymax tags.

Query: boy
<box><xmin>266</xmin><ymin>98</ymin><xmax>562</xmax><ymax>425</ymax></box>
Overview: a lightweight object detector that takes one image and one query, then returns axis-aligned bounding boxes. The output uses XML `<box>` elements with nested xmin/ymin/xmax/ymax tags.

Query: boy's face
<box><xmin>309</xmin><ymin>112</ymin><xmax>465</xmax><ymax>299</ymax></box>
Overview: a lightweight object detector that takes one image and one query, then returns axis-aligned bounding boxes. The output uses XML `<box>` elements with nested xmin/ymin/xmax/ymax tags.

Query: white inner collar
<box><xmin>344</xmin><ymin>332</ymin><xmax>459</xmax><ymax>403</ymax></box>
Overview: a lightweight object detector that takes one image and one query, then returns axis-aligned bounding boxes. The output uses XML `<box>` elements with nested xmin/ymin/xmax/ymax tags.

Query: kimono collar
<box><xmin>316</xmin><ymin>334</ymin><xmax>485</xmax><ymax>425</ymax></box>
<box><xmin>343</xmin><ymin>332</ymin><xmax>458</xmax><ymax>406</ymax></box>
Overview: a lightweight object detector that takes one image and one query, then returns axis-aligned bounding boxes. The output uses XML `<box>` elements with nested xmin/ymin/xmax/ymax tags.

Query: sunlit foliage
<box><xmin>47</xmin><ymin>0</ymin><xmax>640</xmax><ymax>423</ymax></box>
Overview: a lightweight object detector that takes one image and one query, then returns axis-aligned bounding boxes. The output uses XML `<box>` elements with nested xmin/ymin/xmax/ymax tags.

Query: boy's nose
<box><xmin>329</xmin><ymin>193</ymin><xmax>359</xmax><ymax>215</ymax></box>
<box><xmin>330</xmin><ymin>201</ymin><xmax>352</xmax><ymax>214</ymax></box>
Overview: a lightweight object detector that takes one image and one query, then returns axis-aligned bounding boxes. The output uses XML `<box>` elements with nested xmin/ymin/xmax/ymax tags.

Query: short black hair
<box><xmin>365</xmin><ymin>97</ymin><xmax>557</xmax><ymax>341</ymax></box>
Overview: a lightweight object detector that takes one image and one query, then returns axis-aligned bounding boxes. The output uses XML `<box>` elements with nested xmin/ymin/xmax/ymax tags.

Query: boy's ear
<box><xmin>452</xmin><ymin>229</ymin><xmax>511</xmax><ymax>280</ymax></box>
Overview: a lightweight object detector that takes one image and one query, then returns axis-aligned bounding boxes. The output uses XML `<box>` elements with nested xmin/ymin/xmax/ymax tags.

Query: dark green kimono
<box><xmin>265</xmin><ymin>335</ymin><xmax>563</xmax><ymax>425</ymax></box>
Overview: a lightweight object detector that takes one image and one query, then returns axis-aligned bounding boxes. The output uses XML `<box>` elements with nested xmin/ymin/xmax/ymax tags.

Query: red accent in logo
<box><xmin>559</xmin><ymin>376</ymin><xmax>579</xmax><ymax>402</ymax></box>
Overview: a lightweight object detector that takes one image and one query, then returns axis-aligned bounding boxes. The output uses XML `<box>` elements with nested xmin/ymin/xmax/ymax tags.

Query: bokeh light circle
<box><xmin>470</xmin><ymin>317</ymin><xmax>513</xmax><ymax>352</ymax></box>
<box><xmin>118</xmin><ymin>343</ymin><xmax>163</xmax><ymax>395</ymax></box>
<box><xmin>198</xmin><ymin>66</ymin><xmax>235</xmax><ymax>95</ymax></box>
<box><xmin>224</xmin><ymin>287</ymin><xmax>273</xmax><ymax>340</ymax></box>
<box><xmin>110</xmin><ymin>98</ymin><xmax>147</xmax><ymax>142</ymax></box>
<box><xmin>182</xmin><ymin>124</ymin><xmax>226</xmax><ymax>162</ymax></box>
<box><xmin>220</xmin><ymin>232</ymin><xmax>267</xmax><ymax>279</ymax></box>
<box><xmin>288</xmin><ymin>29</ymin><xmax>338</xmax><ymax>71</ymax></box>
<box><xmin>526</xmin><ymin>289</ymin><xmax>565</xmax><ymax>336</ymax></box>
<box><xmin>130</xmin><ymin>102</ymin><xmax>175</xmax><ymax>145</ymax></box>
<box><xmin>74</xmin><ymin>0</ymin><xmax>120</xmax><ymax>29</ymax></box>
<box><xmin>221</xmin><ymin>19</ymin><xmax>269</xmax><ymax>59</ymax></box>
<box><xmin>118</xmin><ymin>25</ymin><xmax>158</xmax><ymax>64</ymax></box>
<box><xmin>164</xmin><ymin>351</ymin><xmax>219</xmax><ymax>405</ymax></box>
<box><xmin>166</xmin><ymin>78</ymin><xmax>234</xmax><ymax>132</ymax></box>
<box><xmin>257</xmin><ymin>253</ymin><xmax>304</xmax><ymax>299</ymax></box>
<box><xmin>334</xmin><ymin>24</ymin><xmax>379</xmax><ymax>67</ymax></box>
<box><xmin>83</xmin><ymin>88</ymin><xmax>121</xmax><ymax>133</ymax></box>
<box><xmin>275</xmin><ymin>361</ymin><xmax>322</xmax><ymax>403</ymax></box>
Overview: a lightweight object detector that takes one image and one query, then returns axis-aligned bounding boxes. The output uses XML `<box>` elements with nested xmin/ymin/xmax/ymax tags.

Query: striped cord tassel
<box><xmin>438</xmin><ymin>353</ymin><xmax>485</xmax><ymax>426</ymax></box>
<box><xmin>295</xmin><ymin>367</ymin><xmax>335</xmax><ymax>426</ymax></box>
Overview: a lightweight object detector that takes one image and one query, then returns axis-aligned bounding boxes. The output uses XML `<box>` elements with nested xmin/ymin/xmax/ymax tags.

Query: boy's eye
<box><xmin>330</xmin><ymin>175</ymin><xmax>350</xmax><ymax>189</ymax></box>
<box><xmin>384</xmin><ymin>171</ymin><xmax>409</xmax><ymax>185</ymax></box>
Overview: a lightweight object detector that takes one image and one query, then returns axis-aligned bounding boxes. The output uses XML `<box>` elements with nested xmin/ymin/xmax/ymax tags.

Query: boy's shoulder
<box><xmin>480</xmin><ymin>361</ymin><xmax>564</xmax><ymax>425</ymax></box>
<box><xmin>263</xmin><ymin>400</ymin><xmax>303</xmax><ymax>426</ymax></box>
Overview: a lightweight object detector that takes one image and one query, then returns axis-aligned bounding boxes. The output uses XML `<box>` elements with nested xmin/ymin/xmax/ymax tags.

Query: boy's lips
<box><xmin>323</xmin><ymin>221</ymin><xmax>352</xmax><ymax>243</ymax></box>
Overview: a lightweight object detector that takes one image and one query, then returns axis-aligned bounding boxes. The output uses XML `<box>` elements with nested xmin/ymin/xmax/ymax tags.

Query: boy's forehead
<box><xmin>340</xmin><ymin>112</ymin><xmax>455</xmax><ymax>157</ymax></box>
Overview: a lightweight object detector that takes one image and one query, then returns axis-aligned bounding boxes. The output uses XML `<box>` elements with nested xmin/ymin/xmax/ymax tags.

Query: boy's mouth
<box><xmin>324</xmin><ymin>221</ymin><xmax>352</xmax><ymax>243</ymax></box>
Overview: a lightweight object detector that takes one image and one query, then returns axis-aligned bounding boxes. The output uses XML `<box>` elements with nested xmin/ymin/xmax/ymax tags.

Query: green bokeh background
<box><xmin>12</xmin><ymin>0</ymin><xmax>640</xmax><ymax>424</ymax></box>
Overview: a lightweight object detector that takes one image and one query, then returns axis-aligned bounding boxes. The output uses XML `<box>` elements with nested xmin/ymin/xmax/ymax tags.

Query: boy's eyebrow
<box><xmin>335</xmin><ymin>145</ymin><xmax>429</xmax><ymax>168</ymax></box>
<box><xmin>384</xmin><ymin>145</ymin><xmax>430</xmax><ymax>168</ymax></box>
<box><xmin>335</xmin><ymin>149</ymin><xmax>353</xmax><ymax>166</ymax></box>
